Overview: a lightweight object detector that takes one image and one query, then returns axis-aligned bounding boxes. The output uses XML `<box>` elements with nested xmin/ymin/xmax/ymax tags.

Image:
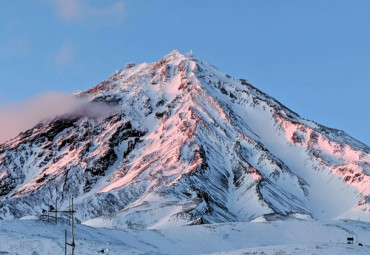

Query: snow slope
<box><xmin>0</xmin><ymin>218</ymin><xmax>369</xmax><ymax>255</ymax></box>
<box><xmin>0</xmin><ymin>50</ymin><xmax>369</xmax><ymax>230</ymax></box>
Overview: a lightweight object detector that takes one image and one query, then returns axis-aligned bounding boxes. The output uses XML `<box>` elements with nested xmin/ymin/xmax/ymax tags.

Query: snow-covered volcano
<box><xmin>0</xmin><ymin>50</ymin><xmax>369</xmax><ymax>229</ymax></box>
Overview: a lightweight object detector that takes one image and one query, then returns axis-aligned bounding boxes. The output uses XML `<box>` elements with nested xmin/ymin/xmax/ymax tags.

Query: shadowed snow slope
<box><xmin>0</xmin><ymin>50</ymin><xmax>369</xmax><ymax>229</ymax></box>
<box><xmin>0</xmin><ymin>218</ymin><xmax>369</xmax><ymax>254</ymax></box>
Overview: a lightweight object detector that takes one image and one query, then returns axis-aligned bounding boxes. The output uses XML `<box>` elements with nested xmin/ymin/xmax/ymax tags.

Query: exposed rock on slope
<box><xmin>0</xmin><ymin>50</ymin><xmax>369</xmax><ymax>228</ymax></box>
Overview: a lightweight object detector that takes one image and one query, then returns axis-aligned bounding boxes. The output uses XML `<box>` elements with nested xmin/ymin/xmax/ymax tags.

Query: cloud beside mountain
<box><xmin>0</xmin><ymin>92</ymin><xmax>114</xmax><ymax>144</ymax></box>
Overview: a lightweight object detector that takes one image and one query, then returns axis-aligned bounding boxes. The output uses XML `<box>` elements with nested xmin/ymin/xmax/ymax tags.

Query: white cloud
<box><xmin>0</xmin><ymin>92</ymin><xmax>115</xmax><ymax>144</ymax></box>
<box><xmin>53</xmin><ymin>0</ymin><xmax>124</xmax><ymax>22</ymax></box>
<box><xmin>55</xmin><ymin>41</ymin><xmax>77</xmax><ymax>66</ymax></box>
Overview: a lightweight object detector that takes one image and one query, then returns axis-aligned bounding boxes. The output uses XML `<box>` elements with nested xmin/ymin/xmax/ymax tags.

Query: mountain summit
<box><xmin>0</xmin><ymin>50</ymin><xmax>369</xmax><ymax>229</ymax></box>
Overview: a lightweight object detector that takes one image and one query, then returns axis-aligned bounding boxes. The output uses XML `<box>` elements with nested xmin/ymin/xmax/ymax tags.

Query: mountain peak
<box><xmin>163</xmin><ymin>49</ymin><xmax>193</xmax><ymax>60</ymax></box>
<box><xmin>0</xmin><ymin>52</ymin><xmax>369</xmax><ymax>228</ymax></box>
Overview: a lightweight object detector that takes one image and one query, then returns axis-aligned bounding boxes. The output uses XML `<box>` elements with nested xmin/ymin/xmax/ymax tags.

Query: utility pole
<box><xmin>72</xmin><ymin>198</ymin><xmax>75</xmax><ymax>255</ymax></box>
<box><xmin>65</xmin><ymin>230</ymin><xmax>67</xmax><ymax>255</ymax></box>
<box><xmin>65</xmin><ymin>198</ymin><xmax>76</xmax><ymax>255</ymax></box>
<box><xmin>55</xmin><ymin>193</ymin><xmax>58</xmax><ymax>225</ymax></box>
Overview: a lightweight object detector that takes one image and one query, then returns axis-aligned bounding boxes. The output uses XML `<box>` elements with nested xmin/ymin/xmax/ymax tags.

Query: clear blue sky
<box><xmin>0</xmin><ymin>1</ymin><xmax>369</xmax><ymax>146</ymax></box>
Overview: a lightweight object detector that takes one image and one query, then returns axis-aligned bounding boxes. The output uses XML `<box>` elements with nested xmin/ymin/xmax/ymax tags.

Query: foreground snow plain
<box><xmin>0</xmin><ymin>218</ymin><xmax>368</xmax><ymax>254</ymax></box>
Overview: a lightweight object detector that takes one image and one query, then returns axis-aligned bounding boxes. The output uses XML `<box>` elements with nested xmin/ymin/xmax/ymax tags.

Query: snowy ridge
<box><xmin>0</xmin><ymin>50</ymin><xmax>369</xmax><ymax>229</ymax></box>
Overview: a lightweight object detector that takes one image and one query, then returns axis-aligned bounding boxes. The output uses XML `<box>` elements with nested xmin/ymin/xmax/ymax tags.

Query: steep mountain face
<box><xmin>0</xmin><ymin>50</ymin><xmax>369</xmax><ymax>228</ymax></box>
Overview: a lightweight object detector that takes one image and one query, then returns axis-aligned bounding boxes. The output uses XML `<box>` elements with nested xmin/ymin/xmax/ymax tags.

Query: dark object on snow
<box><xmin>347</xmin><ymin>237</ymin><xmax>354</xmax><ymax>244</ymax></box>
<box><xmin>358</xmin><ymin>243</ymin><xmax>363</xmax><ymax>246</ymax></box>
<box><xmin>155</xmin><ymin>111</ymin><xmax>166</xmax><ymax>119</ymax></box>
<box><xmin>49</xmin><ymin>205</ymin><xmax>55</xmax><ymax>212</ymax></box>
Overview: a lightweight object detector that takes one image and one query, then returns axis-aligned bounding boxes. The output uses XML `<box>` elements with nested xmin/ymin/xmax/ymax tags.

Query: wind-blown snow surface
<box><xmin>0</xmin><ymin>50</ymin><xmax>369</xmax><ymax>244</ymax></box>
<box><xmin>0</xmin><ymin>218</ymin><xmax>369</xmax><ymax>254</ymax></box>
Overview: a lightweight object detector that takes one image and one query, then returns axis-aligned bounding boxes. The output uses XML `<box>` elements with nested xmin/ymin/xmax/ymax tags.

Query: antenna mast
<box><xmin>65</xmin><ymin>198</ymin><xmax>76</xmax><ymax>255</ymax></box>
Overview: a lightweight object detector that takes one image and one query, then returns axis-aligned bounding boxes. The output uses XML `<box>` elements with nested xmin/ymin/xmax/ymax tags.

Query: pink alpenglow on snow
<box><xmin>0</xmin><ymin>50</ymin><xmax>369</xmax><ymax>229</ymax></box>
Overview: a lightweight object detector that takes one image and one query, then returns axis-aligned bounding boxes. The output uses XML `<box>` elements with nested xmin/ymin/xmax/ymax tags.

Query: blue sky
<box><xmin>0</xmin><ymin>0</ymin><xmax>369</xmax><ymax>146</ymax></box>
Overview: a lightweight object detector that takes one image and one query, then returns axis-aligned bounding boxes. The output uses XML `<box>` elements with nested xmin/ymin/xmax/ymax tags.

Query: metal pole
<box><xmin>55</xmin><ymin>195</ymin><xmax>58</xmax><ymax>225</ymax></box>
<box><xmin>71</xmin><ymin>198</ymin><xmax>75</xmax><ymax>255</ymax></box>
<box><xmin>69</xmin><ymin>198</ymin><xmax>71</xmax><ymax>226</ymax></box>
<box><xmin>65</xmin><ymin>230</ymin><xmax>67</xmax><ymax>255</ymax></box>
